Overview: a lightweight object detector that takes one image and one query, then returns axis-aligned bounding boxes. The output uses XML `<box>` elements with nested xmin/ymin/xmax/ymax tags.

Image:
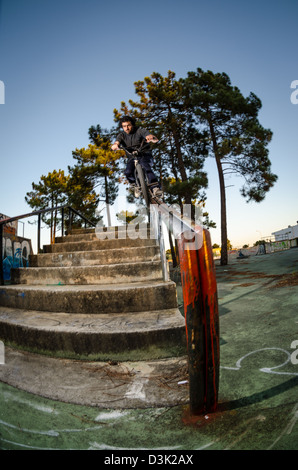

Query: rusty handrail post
<box><xmin>177</xmin><ymin>228</ymin><xmax>219</xmax><ymax>414</ymax></box>
<box><xmin>150</xmin><ymin>200</ymin><xmax>220</xmax><ymax>415</ymax></box>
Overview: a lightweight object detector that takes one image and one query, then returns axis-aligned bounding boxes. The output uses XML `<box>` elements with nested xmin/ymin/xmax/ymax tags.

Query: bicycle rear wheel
<box><xmin>135</xmin><ymin>163</ymin><xmax>151</xmax><ymax>208</ymax></box>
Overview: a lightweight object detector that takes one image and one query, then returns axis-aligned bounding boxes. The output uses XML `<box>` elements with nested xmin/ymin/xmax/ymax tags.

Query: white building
<box><xmin>272</xmin><ymin>223</ymin><xmax>298</xmax><ymax>247</ymax></box>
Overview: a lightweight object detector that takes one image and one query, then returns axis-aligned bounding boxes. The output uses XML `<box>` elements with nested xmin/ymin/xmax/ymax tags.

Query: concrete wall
<box><xmin>213</xmin><ymin>240</ymin><xmax>294</xmax><ymax>260</ymax></box>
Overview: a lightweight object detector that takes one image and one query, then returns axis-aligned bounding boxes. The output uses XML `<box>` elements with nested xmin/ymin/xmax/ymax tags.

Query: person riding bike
<box><xmin>111</xmin><ymin>116</ymin><xmax>163</xmax><ymax>197</ymax></box>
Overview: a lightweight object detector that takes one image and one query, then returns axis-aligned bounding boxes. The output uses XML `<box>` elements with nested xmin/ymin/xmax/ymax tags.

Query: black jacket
<box><xmin>116</xmin><ymin>127</ymin><xmax>152</xmax><ymax>157</ymax></box>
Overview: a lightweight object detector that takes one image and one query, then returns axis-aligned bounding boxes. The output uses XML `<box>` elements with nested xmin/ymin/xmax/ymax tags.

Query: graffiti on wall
<box><xmin>265</xmin><ymin>240</ymin><xmax>291</xmax><ymax>253</ymax></box>
<box><xmin>1</xmin><ymin>235</ymin><xmax>32</xmax><ymax>282</ymax></box>
<box><xmin>1</xmin><ymin>213</ymin><xmax>32</xmax><ymax>281</ymax></box>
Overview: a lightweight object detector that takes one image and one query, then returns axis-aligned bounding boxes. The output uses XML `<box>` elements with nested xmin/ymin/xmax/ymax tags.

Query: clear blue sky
<box><xmin>0</xmin><ymin>0</ymin><xmax>297</xmax><ymax>249</ymax></box>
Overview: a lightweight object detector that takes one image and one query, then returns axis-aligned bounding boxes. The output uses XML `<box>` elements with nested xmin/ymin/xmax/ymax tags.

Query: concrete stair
<box><xmin>0</xmin><ymin>224</ymin><xmax>186</xmax><ymax>361</ymax></box>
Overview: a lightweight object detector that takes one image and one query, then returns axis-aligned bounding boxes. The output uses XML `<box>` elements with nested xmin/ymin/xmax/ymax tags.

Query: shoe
<box><xmin>134</xmin><ymin>187</ymin><xmax>141</xmax><ymax>198</ymax></box>
<box><xmin>152</xmin><ymin>187</ymin><xmax>163</xmax><ymax>197</ymax></box>
<box><xmin>129</xmin><ymin>183</ymin><xmax>141</xmax><ymax>198</ymax></box>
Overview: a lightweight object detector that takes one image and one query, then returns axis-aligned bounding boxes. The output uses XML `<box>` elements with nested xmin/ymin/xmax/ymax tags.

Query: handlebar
<box><xmin>112</xmin><ymin>136</ymin><xmax>159</xmax><ymax>155</ymax></box>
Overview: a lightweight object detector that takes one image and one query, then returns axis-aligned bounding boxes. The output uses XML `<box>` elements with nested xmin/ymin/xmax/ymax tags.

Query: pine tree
<box><xmin>25</xmin><ymin>170</ymin><xmax>69</xmax><ymax>243</ymax></box>
<box><xmin>184</xmin><ymin>68</ymin><xmax>278</xmax><ymax>265</ymax></box>
<box><xmin>113</xmin><ymin>71</ymin><xmax>209</xmax><ymax>218</ymax></box>
<box><xmin>69</xmin><ymin>125</ymin><xmax>121</xmax><ymax>226</ymax></box>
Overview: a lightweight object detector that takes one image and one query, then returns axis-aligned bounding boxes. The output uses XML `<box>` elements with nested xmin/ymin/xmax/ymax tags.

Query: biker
<box><xmin>111</xmin><ymin>116</ymin><xmax>163</xmax><ymax>197</ymax></box>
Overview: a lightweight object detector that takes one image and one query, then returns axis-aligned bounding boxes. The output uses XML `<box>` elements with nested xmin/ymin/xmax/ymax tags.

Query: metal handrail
<box><xmin>0</xmin><ymin>204</ymin><xmax>96</xmax><ymax>285</ymax></box>
<box><xmin>0</xmin><ymin>204</ymin><xmax>95</xmax><ymax>228</ymax></box>
<box><xmin>150</xmin><ymin>197</ymin><xmax>220</xmax><ymax>415</ymax></box>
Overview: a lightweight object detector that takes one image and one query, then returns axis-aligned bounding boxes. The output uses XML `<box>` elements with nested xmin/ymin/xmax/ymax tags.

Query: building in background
<box><xmin>272</xmin><ymin>223</ymin><xmax>298</xmax><ymax>248</ymax></box>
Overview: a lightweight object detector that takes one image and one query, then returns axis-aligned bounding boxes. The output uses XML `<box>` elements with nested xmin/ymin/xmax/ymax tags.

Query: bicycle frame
<box><xmin>119</xmin><ymin>140</ymin><xmax>155</xmax><ymax>207</ymax></box>
<box><xmin>133</xmin><ymin>156</ymin><xmax>152</xmax><ymax>207</ymax></box>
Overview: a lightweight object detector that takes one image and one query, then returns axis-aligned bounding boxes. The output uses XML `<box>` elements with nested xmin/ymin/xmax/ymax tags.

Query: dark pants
<box><xmin>124</xmin><ymin>156</ymin><xmax>159</xmax><ymax>187</ymax></box>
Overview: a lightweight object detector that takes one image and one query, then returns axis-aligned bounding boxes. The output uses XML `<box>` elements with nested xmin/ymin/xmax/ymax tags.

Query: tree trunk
<box><xmin>169</xmin><ymin>147</ymin><xmax>185</xmax><ymax>214</ymax></box>
<box><xmin>168</xmin><ymin>108</ymin><xmax>193</xmax><ymax>210</ymax></box>
<box><xmin>215</xmin><ymin>156</ymin><xmax>228</xmax><ymax>265</ymax></box>
<box><xmin>171</xmin><ymin>127</ymin><xmax>196</xmax><ymax>222</ymax></box>
<box><xmin>50</xmin><ymin>198</ymin><xmax>54</xmax><ymax>244</ymax></box>
<box><xmin>53</xmin><ymin>209</ymin><xmax>57</xmax><ymax>244</ymax></box>
<box><xmin>209</xmin><ymin>118</ymin><xmax>228</xmax><ymax>265</ymax></box>
<box><xmin>168</xmin><ymin>231</ymin><xmax>178</xmax><ymax>267</ymax></box>
<box><xmin>104</xmin><ymin>175</ymin><xmax>111</xmax><ymax>226</ymax></box>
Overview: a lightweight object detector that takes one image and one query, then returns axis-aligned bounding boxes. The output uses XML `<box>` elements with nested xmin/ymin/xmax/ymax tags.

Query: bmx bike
<box><xmin>120</xmin><ymin>139</ymin><xmax>161</xmax><ymax>208</ymax></box>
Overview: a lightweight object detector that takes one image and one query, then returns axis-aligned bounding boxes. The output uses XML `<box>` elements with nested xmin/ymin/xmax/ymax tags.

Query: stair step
<box><xmin>30</xmin><ymin>245</ymin><xmax>160</xmax><ymax>267</ymax></box>
<box><xmin>55</xmin><ymin>226</ymin><xmax>153</xmax><ymax>243</ymax></box>
<box><xmin>68</xmin><ymin>223</ymin><xmax>150</xmax><ymax>235</ymax></box>
<box><xmin>0</xmin><ymin>223</ymin><xmax>184</xmax><ymax>363</ymax></box>
<box><xmin>0</xmin><ymin>306</ymin><xmax>186</xmax><ymax>359</ymax></box>
<box><xmin>10</xmin><ymin>261</ymin><xmax>163</xmax><ymax>285</ymax></box>
<box><xmin>0</xmin><ymin>281</ymin><xmax>178</xmax><ymax>314</ymax></box>
<box><xmin>43</xmin><ymin>237</ymin><xmax>157</xmax><ymax>253</ymax></box>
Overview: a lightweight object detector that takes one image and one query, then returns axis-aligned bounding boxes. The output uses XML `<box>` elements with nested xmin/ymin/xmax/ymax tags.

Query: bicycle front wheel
<box><xmin>135</xmin><ymin>163</ymin><xmax>151</xmax><ymax>208</ymax></box>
